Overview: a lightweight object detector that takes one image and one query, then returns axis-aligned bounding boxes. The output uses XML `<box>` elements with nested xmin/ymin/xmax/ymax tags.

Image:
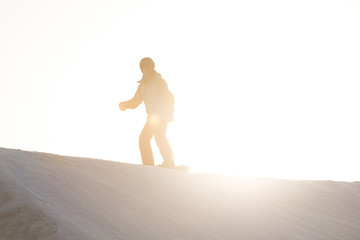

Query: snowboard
<box><xmin>156</xmin><ymin>165</ymin><xmax>190</xmax><ymax>171</ymax></box>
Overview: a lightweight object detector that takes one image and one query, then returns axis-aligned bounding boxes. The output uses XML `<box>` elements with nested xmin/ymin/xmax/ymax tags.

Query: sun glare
<box><xmin>1</xmin><ymin>0</ymin><xmax>359</xmax><ymax>181</ymax></box>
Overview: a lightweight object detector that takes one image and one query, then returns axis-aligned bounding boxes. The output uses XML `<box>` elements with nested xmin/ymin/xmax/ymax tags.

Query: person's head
<box><xmin>140</xmin><ymin>57</ymin><xmax>155</xmax><ymax>75</ymax></box>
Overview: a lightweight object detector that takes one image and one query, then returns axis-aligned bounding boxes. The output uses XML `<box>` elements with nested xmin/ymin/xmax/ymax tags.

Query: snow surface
<box><xmin>1</xmin><ymin>148</ymin><xmax>360</xmax><ymax>240</ymax></box>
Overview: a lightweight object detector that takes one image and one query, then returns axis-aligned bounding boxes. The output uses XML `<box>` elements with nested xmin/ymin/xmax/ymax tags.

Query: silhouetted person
<box><xmin>119</xmin><ymin>57</ymin><xmax>175</xmax><ymax>168</ymax></box>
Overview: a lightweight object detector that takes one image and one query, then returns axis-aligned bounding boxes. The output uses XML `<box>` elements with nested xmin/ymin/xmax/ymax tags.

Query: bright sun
<box><xmin>1</xmin><ymin>0</ymin><xmax>359</xmax><ymax>181</ymax></box>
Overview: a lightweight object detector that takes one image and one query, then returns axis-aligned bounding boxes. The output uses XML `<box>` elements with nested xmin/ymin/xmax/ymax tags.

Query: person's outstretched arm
<box><xmin>119</xmin><ymin>85</ymin><xmax>143</xmax><ymax>111</ymax></box>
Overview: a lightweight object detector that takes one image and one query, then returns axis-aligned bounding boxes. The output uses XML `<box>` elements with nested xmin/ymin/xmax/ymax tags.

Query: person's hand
<box><xmin>119</xmin><ymin>102</ymin><xmax>126</xmax><ymax>111</ymax></box>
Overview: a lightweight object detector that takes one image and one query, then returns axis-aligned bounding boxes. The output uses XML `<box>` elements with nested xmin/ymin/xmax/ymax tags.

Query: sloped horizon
<box><xmin>1</xmin><ymin>147</ymin><xmax>359</xmax><ymax>240</ymax></box>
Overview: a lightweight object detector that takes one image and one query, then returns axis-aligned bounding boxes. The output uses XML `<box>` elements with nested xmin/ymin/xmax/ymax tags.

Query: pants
<box><xmin>139</xmin><ymin>114</ymin><xmax>174</xmax><ymax>166</ymax></box>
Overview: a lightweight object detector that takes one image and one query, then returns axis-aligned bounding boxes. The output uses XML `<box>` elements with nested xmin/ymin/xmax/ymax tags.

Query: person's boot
<box><xmin>157</xmin><ymin>160</ymin><xmax>175</xmax><ymax>169</ymax></box>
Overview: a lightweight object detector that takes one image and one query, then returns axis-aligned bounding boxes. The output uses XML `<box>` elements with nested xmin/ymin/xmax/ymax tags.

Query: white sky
<box><xmin>1</xmin><ymin>0</ymin><xmax>359</xmax><ymax>181</ymax></box>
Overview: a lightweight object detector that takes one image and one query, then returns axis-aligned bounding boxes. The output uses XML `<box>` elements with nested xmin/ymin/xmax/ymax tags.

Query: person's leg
<box><xmin>139</xmin><ymin>116</ymin><xmax>156</xmax><ymax>166</ymax></box>
<box><xmin>154</xmin><ymin>120</ymin><xmax>174</xmax><ymax>167</ymax></box>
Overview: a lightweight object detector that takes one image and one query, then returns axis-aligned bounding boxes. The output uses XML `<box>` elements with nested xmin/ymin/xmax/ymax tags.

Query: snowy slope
<box><xmin>1</xmin><ymin>148</ymin><xmax>360</xmax><ymax>240</ymax></box>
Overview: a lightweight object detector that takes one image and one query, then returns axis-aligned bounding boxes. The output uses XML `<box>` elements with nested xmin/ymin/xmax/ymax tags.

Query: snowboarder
<box><xmin>119</xmin><ymin>57</ymin><xmax>175</xmax><ymax>168</ymax></box>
